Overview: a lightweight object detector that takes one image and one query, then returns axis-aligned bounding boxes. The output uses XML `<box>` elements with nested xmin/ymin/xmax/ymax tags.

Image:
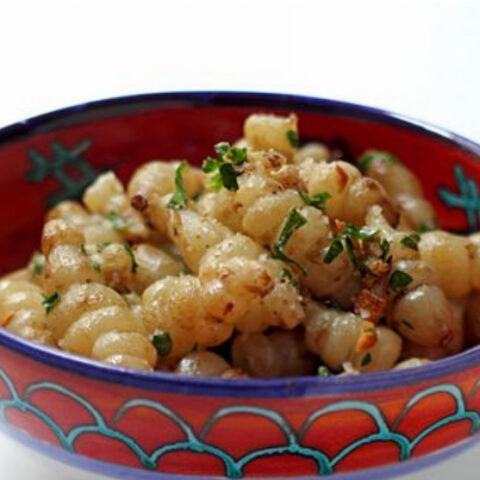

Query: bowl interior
<box><xmin>0</xmin><ymin>91</ymin><xmax>479</xmax><ymax>276</ymax></box>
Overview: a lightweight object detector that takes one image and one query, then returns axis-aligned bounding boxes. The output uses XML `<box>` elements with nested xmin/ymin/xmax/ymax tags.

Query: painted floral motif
<box><xmin>439</xmin><ymin>164</ymin><xmax>480</xmax><ymax>231</ymax></box>
<box><xmin>26</xmin><ymin>139</ymin><xmax>98</xmax><ymax>207</ymax></box>
<box><xmin>0</xmin><ymin>368</ymin><xmax>479</xmax><ymax>478</ymax></box>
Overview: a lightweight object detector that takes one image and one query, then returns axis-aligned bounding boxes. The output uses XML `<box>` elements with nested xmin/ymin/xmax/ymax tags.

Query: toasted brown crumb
<box><xmin>1</xmin><ymin>311</ymin><xmax>15</xmax><ymax>327</ymax></box>
<box><xmin>130</xmin><ymin>194</ymin><xmax>148</xmax><ymax>211</ymax></box>
<box><xmin>354</xmin><ymin>289</ymin><xmax>387</xmax><ymax>323</ymax></box>
<box><xmin>336</xmin><ymin>165</ymin><xmax>349</xmax><ymax>190</ymax></box>
<box><xmin>355</xmin><ymin>320</ymin><xmax>378</xmax><ymax>353</ymax></box>
<box><xmin>223</xmin><ymin>302</ymin><xmax>234</xmax><ymax>315</ymax></box>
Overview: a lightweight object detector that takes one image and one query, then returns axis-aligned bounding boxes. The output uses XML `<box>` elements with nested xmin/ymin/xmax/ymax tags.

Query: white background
<box><xmin>0</xmin><ymin>0</ymin><xmax>479</xmax><ymax>478</ymax></box>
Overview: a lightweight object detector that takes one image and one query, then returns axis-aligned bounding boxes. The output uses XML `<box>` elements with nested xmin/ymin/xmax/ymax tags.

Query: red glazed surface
<box><xmin>0</xmin><ymin>92</ymin><xmax>479</xmax><ymax>478</ymax></box>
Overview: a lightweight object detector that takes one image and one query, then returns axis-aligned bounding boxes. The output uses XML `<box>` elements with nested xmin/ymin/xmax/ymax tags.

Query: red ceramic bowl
<box><xmin>1</xmin><ymin>92</ymin><xmax>480</xmax><ymax>480</ymax></box>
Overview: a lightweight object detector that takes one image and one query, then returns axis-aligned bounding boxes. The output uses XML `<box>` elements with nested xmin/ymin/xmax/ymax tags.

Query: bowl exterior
<box><xmin>1</xmin><ymin>92</ymin><xmax>480</xmax><ymax>478</ymax></box>
<box><xmin>1</xmin><ymin>340</ymin><xmax>480</xmax><ymax>479</ymax></box>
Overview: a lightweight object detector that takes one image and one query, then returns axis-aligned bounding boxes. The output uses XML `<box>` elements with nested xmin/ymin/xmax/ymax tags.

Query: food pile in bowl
<box><xmin>1</xmin><ymin>112</ymin><xmax>478</xmax><ymax>378</ymax></box>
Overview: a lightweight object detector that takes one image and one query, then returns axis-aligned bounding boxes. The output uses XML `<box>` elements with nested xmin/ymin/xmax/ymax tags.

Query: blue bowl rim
<box><xmin>1</xmin><ymin>90</ymin><xmax>480</xmax><ymax>398</ymax></box>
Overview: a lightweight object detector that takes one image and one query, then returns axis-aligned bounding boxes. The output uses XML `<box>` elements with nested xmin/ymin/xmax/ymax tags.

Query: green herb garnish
<box><xmin>226</xmin><ymin>146</ymin><xmax>248</xmax><ymax>164</ymax></box>
<box><xmin>179</xmin><ymin>267</ymin><xmax>190</xmax><ymax>276</ymax></box>
<box><xmin>324</xmin><ymin>236</ymin><xmax>344</xmax><ymax>264</ymax></box>
<box><xmin>380</xmin><ymin>239</ymin><xmax>391</xmax><ymax>261</ymax></box>
<box><xmin>218</xmin><ymin>163</ymin><xmax>240</xmax><ymax>191</ymax></box>
<box><xmin>106</xmin><ymin>210</ymin><xmax>128</xmax><ymax>232</ymax></box>
<box><xmin>323</xmin><ymin>224</ymin><xmax>378</xmax><ymax>266</ymax></box>
<box><xmin>43</xmin><ymin>292</ymin><xmax>61</xmax><ymax>313</ymax></box>
<box><xmin>32</xmin><ymin>255</ymin><xmax>45</xmax><ymax>275</ymax></box>
<box><xmin>298</xmin><ymin>191</ymin><xmax>331</xmax><ymax>212</ymax></box>
<box><xmin>281</xmin><ymin>267</ymin><xmax>298</xmax><ymax>287</ymax></box>
<box><xmin>401</xmin><ymin>319</ymin><xmax>415</xmax><ymax>330</ymax></box>
<box><xmin>317</xmin><ymin>365</ymin><xmax>332</xmax><ymax>377</ymax></box>
<box><xmin>418</xmin><ymin>221</ymin><xmax>435</xmax><ymax>233</ymax></box>
<box><xmin>192</xmin><ymin>191</ymin><xmax>203</xmax><ymax>202</ymax></box>
<box><xmin>273</xmin><ymin>209</ymin><xmax>307</xmax><ymax>275</ymax></box>
<box><xmin>357</xmin><ymin>154</ymin><xmax>375</xmax><ymax>173</ymax></box>
<box><xmin>202</xmin><ymin>142</ymin><xmax>247</xmax><ymax>192</ymax></box>
<box><xmin>208</xmin><ymin>165</ymin><xmax>240</xmax><ymax>192</ymax></box>
<box><xmin>345</xmin><ymin>236</ymin><xmax>361</xmax><ymax>271</ymax></box>
<box><xmin>401</xmin><ymin>233</ymin><xmax>421</xmax><ymax>251</ymax></box>
<box><xmin>91</xmin><ymin>259</ymin><xmax>101</xmax><ymax>272</ymax></box>
<box><xmin>209</xmin><ymin>172</ymin><xmax>224</xmax><ymax>191</ymax></box>
<box><xmin>214</xmin><ymin>142</ymin><xmax>230</xmax><ymax>159</ymax></box>
<box><xmin>122</xmin><ymin>242</ymin><xmax>138</xmax><ymax>273</ymax></box>
<box><xmin>344</xmin><ymin>224</ymin><xmax>378</xmax><ymax>240</ymax></box>
<box><xmin>97</xmin><ymin>242</ymin><xmax>110</xmax><ymax>253</ymax></box>
<box><xmin>202</xmin><ymin>157</ymin><xmax>219</xmax><ymax>173</ymax></box>
<box><xmin>357</xmin><ymin>151</ymin><xmax>398</xmax><ymax>173</ymax></box>
<box><xmin>389</xmin><ymin>270</ymin><xmax>413</xmax><ymax>291</ymax></box>
<box><xmin>80</xmin><ymin>244</ymin><xmax>88</xmax><ymax>256</ymax></box>
<box><xmin>167</xmin><ymin>161</ymin><xmax>189</xmax><ymax>210</ymax></box>
<box><xmin>361</xmin><ymin>352</ymin><xmax>372</xmax><ymax>367</ymax></box>
<box><xmin>328</xmin><ymin>301</ymin><xmax>348</xmax><ymax>312</ymax></box>
<box><xmin>286</xmin><ymin>129</ymin><xmax>299</xmax><ymax>148</ymax></box>
<box><xmin>152</xmin><ymin>332</ymin><xmax>172</xmax><ymax>356</ymax></box>
<box><xmin>210</xmin><ymin>142</ymin><xmax>248</xmax><ymax>165</ymax></box>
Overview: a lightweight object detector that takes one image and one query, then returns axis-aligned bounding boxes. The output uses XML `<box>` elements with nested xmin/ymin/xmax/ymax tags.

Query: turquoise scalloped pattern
<box><xmin>1</xmin><ymin>369</ymin><xmax>480</xmax><ymax>477</ymax></box>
